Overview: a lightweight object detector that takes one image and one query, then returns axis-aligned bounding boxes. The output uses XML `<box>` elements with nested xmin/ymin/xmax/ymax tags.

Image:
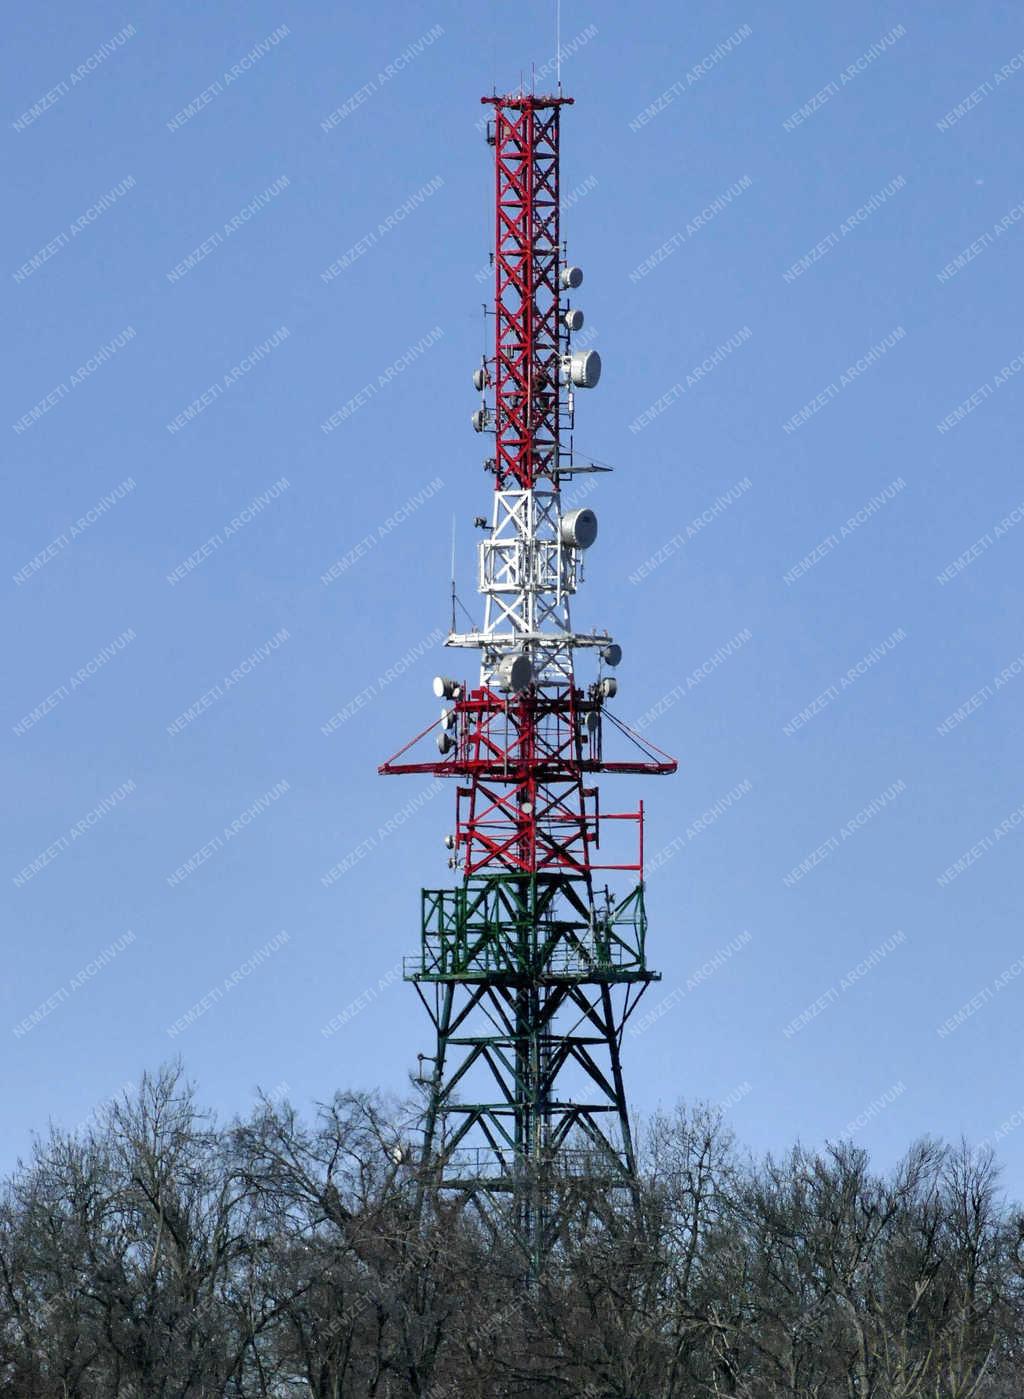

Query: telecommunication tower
<box><xmin>380</xmin><ymin>92</ymin><xmax>676</xmax><ymax>1272</ymax></box>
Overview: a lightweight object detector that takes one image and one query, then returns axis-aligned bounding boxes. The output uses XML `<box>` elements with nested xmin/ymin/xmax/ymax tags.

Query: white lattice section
<box><xmin>478</xmin><ymin>489</ymin><xmax>576</xmax><ymax>686</ymax></box>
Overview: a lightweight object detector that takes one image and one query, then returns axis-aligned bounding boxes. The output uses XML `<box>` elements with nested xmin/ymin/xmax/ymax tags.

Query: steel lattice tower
<box><xmin>380</xmin><ymin>92</ymin><xmax>676</xmax><ymax>1271</ymax></box>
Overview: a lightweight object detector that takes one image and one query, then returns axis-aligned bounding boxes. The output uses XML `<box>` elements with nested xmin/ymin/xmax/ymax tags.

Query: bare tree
<box><xmin>2</xmin><ymin>1070</ymin><xmax>1024</xmax><ymax>1398</ymax></box>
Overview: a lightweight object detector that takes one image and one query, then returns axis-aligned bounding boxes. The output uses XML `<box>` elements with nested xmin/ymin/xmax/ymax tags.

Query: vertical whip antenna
<box><xmin>556</xmin><ymin>0</ymin><xmax>562</xmax><ymax>92</ymax></box>
<box><xmin>449</xmin><ymin>515</ymin><xmax>456</xmax><ymax>634</ymax></box>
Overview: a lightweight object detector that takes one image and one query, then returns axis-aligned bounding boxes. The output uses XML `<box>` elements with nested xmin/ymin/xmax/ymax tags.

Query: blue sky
<box><xmin>3</xmin><ymin>0</ymin><xmax>1024</xmax><ymax>1186</ymax></box>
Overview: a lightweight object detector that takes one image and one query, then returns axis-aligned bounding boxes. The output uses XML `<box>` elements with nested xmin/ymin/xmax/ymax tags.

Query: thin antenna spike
<box><xmin>556</xmin><ymin>0</ymin><xmax>562</xmax><ymax>91</ymax></box>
